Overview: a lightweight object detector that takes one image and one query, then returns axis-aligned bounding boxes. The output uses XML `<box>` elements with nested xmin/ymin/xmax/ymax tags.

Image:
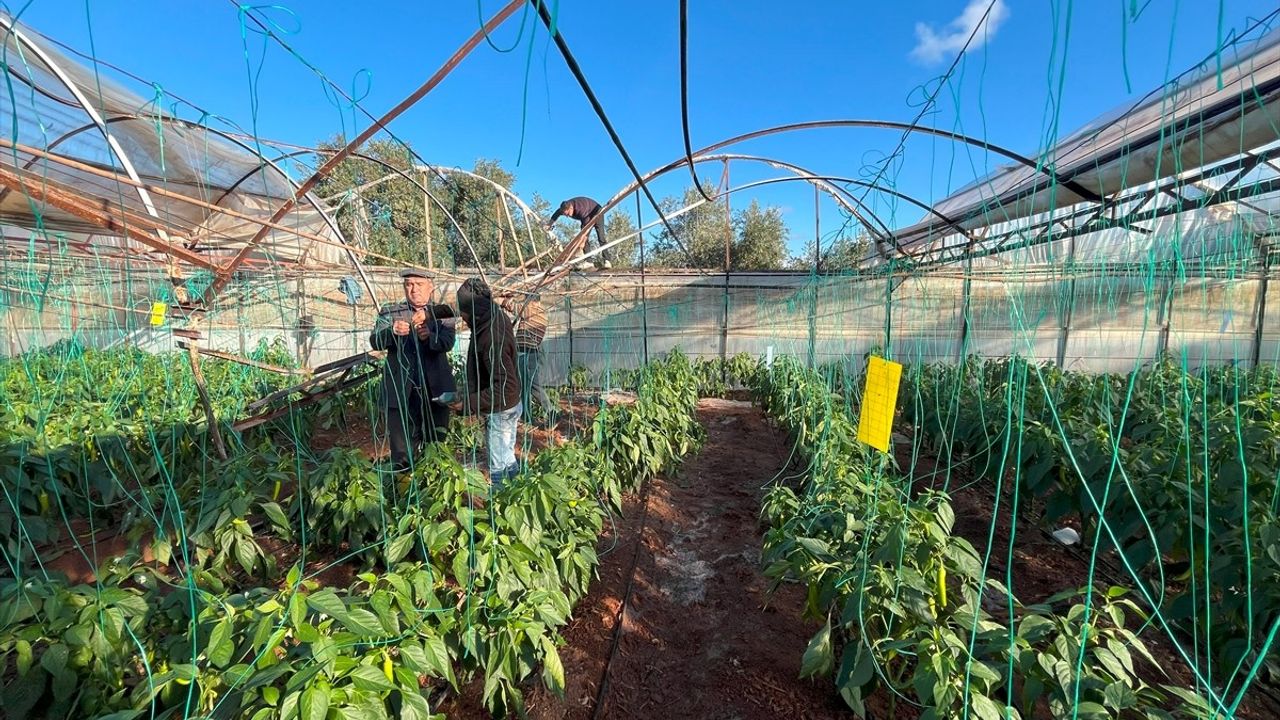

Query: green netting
<box><xmin>2</xmin><ymin>3</ymin><xmax>1280</xmax><ymax>719</ymax></box>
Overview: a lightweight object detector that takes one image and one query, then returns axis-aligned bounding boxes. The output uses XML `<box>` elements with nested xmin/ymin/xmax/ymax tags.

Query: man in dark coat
<box><xmin>547</xmin><ymin>196</ymin><xmax>611</xmax><ymax>270</ymax></box>
<box><xmin>370</xmin><ymin>268</ymin><xmax>456</xmax><ymax>472</ymax></box>
<box><xmin>450</xmin><ymin>278</ymin><xmax>522</xmax><ymax>487</ymax></box>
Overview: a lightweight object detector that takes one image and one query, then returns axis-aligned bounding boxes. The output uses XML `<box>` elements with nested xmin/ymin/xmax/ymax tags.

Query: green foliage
<box><xmin>603</xmin><ymin>210</ymin><xmax>639</xmax><ymax>268</ymax></box>
<box><xmin>649</xmin><ymin>188</ymin><xmax>790</xmax><ymax>270</ymax></box>
<box><xmin>732</xmin><ymin>200</ymin><xmax>789</xmax><ymax>270</ymax></box>
<box><xmin>751</xmin><ymin>355</ymin><xmax>1217</xmax><ymax>719</ymax></box>
<box><xmin>592</xmin><ymin>350</ymin><xmax>704</xmax><ymax>495</ymax></box>
<box><xmin>0</xmin><ymin>346</ymin><xmax>705</xmax><ymax>719</ymax></box>
<box><xmin>905</xmin><ymin>355</ymin><xmax>1280</xmax><ymax>683</ymax></box>
<box><xmin>312</xmin><ymin>136</ymin><xmax>540</xmax><ymax>269</ymax></box>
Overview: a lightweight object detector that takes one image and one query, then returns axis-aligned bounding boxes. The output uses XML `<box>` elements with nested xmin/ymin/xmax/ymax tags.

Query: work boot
<box><xmin>599</xmin><ymin>259</ymin><xmax>613</xmax><ymax>270</ymax></box>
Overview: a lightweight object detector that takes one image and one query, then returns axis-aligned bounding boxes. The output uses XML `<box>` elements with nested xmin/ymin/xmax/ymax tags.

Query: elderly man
<box><xmin>450</xmin><ymin>278</ymin><xmax>522</xmax><ymax>488</ymax></box>
<box><xmin>370</xmin><ymin>268</ymin><xmax>456</xmax><ymax>472</ymax></box>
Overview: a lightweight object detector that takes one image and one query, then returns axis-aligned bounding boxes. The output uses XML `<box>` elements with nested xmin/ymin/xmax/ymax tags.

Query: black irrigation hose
<box><xmin>528</xmin><ymin>0</ymin><xmax>698</xmax><ymax>267</ymax></box>
<box><xmin>590</xmin><ymin>475</ymin><xmax>655</xmax><ymax>720</ymax></box>
<box><xmin>678</xmin><ymin>0</ymin><xmax>715</xmax><ymax>205</ymax></box>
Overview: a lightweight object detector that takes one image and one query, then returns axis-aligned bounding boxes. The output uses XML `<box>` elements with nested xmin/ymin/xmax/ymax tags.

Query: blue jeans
<box><xmin>487</xmin><ymin>402</ymin><xmax>522</xmax><ymax>488</ymax></box>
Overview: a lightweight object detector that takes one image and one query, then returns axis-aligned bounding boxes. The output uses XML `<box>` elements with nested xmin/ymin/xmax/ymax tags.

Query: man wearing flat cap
<box><xmin>370</xmin><ymin>268</ymin><xmax>457</xmax><ymax>472</ymax></box>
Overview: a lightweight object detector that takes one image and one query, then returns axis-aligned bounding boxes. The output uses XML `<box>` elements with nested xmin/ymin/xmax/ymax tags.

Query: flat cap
<box><xmin>399</xmin><ymin>268</ymin><xmax>432</xmax><ymax>280</ymax></box>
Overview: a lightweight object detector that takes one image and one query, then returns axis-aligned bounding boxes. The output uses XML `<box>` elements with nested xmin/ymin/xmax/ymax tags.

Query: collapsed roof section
<box><xmin>890</xmin><ymin>21</ymin><xmax>1280</xmax><ymax>268</ymax></box>
<box><xmin>0</xmin><ymin>13</ymin><xmax>357</xmax><ymax>273</ymax></box>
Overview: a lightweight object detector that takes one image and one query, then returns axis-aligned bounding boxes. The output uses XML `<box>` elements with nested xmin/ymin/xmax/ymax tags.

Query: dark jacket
<box><xmin>461</xmin><ymin>297</ymin><xmax>521</xmax><ymax>415</ymax></box>
<box><xmin>370</xmin><ymin>302</ymin><xmax>456</xmax><ymax>408</ymax></box>
<box><xmin>549</xmin><ymin>196</ymin><xmax>605</xmax><ymax>246</ymax></box>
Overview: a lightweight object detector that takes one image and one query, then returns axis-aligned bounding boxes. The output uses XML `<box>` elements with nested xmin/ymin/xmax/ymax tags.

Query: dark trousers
<box><xmin>582</xmin><ymin>212</ymin><xmax>610</xmax><ymax>263</ymax></box>
<box><xmin>386</xmin><ymin>389</ymin><xmax>450</xmax><ymax>471</ymax></box>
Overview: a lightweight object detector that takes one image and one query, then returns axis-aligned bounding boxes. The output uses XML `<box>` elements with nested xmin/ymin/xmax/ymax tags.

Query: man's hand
<box><xmin>411</xmin><ymin>308</ymin><xmax>426</xmax><ymax>326</ymax></box>
<box><xmin>392</xmin><ymin>319</ymin><xmax>411</xmax><ymax>336</ymax></box>
<box><xmin>416</xmin><ymin>322</ymin><xmax>431</xmax><ymax>340</ymax></box>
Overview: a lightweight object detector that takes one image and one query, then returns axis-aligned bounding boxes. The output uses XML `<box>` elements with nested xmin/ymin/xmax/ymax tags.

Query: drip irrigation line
<box><xmin>590</xmin><ymin>472</ymin><xmax>654</xmax><ymax>720</ymax></box>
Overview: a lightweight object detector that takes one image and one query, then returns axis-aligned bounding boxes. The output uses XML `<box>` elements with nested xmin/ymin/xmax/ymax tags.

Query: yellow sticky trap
<box><xmin>857</xmin><ymin>355</ymin><xmax>903</xmax><ymax>453</ymax></box>
<box><xmin>149</xmin><ymin>302</ymin><xmax>167</xmax><ymax>327</ymax></box>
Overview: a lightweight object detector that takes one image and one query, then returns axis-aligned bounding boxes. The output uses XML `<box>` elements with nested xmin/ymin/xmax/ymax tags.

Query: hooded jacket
<box><xmin>458</xmin><ymin>282</ymin><xmax>521</xmax><ymax>415</ymax></box>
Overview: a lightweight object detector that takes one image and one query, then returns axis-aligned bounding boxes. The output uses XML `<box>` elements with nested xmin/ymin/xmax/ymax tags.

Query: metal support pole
<box><xmin>637</xmin><ymin>190</ymin><xmax>650</xmax><ymax>365</ymax></box>
<box><xmin>565</xmin><ymin>296</ymin><xmax>575</xmax><ymax>379</ymax></box>
<box><xmin>956</xmin><ymin>254</ymin><xmax>973</xmax><ymax>363</ymax></box>
<box><xmin>423</xmin><ymin>171</ymin><xmax>433</xmax><ymax>269</ymax></box>
<box><xmin>1155</xmin><ymin>263</ymin><xmax>1175</xmax><ymax>360</ymax></box>
<box><xmin>883</xmin><ymin>262</ymin><xmax>894</xmax><ymax>359</ymax></box>
<box><xmin>807</xmin><ymin>185</ymin><xmax>820</xmax><ymax>369</ymax></box>
<box><xmin>1252</xmin><ymin>258</ymin><xmax>1271</xmax><ymax>368</ymax></box>
<box><xmin>1056</xmin><ymin>234</ymin><xmax>1078</xmax><ymax>367</ymax></box>
<box><xmin>720</xmin><ymin>159</ymin><xmax>731</xmax><ymax>381</ymax></box>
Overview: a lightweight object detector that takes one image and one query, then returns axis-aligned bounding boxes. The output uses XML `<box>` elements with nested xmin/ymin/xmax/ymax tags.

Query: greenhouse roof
<box><xmin>889</xmin><ymin>22</ymin><xmax>1280</xmax><ymax>268</ymax></box>
<box><xmin>0</xmin><ymin>13</ymin><xmax>355</xmax><ymax>272</ymax></box>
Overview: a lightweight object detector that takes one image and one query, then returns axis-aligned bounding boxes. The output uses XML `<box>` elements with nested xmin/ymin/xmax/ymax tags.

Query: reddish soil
<box><xmin>515</xmin><ymin>399</ymin><xmax>852</xmax><ymax>720</ymax></box>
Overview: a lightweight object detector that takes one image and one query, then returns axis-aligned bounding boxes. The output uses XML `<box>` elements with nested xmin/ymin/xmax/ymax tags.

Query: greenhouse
<box><xmin>1</xmin><ymin>2</ymin><xmax>1279</xmax><ymax>719</ymax></box>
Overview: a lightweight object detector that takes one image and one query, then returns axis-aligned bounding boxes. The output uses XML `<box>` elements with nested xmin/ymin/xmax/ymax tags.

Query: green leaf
<box><xmin>541</xmin><ymin>637</ymin><xmax>565</xmax><ymax>698</ymax></box>
<box><xmin>385</xmin><ymin>533</ymin><xmax>414</xmax><ymax>565</ymax></box>
<box><xmin>1018</xmin><ymin>614</ymin><xmax>1054</xmax><ymax>641</ymax></box>
<box><xmin>279</xmin><ymin>690</ymin><xmax>300</xmax><ymax>720</ymax></box>
<box><xmin>347</xmin><ymin>665</ymin><xmax>396</xmax><ymax>693</ymax></box>
<box><xmin>262</xmin><ymin>502</ymin><xmax>293</xmax><ymax>538</ymax></box>
<box><xmin>400</xmin><ymin>690</ymin><xmax>432</xmax><ymax>720</ymax></box>
<box><xmin>234</xmin><ymin>537</ymin><xmax>259</xmax><ymax>574</ymax></box>
<box><xmin>301</xmin><ymin>684</ymin><xmax>329</xmax><ymax>720</ymax></box>
<box><xmin>800</xmin><ymin>619</ymin><xmax>834</xmax><ymax>679</ymax></box>
<box><xmin>342</xmin><ymin>608</ymin><xmax>385</xmax><ymax>638</ymax></box>
<box><xmin>1107</xmin><ymin>639</ymin><xmax>1135</xmax><ymax>676</ymax></box>
<box><xmin>422</xmin><ymin>633</ymin><xmax>456</xmax><ymax>688</ymax></box>
<box><xmin>837</xmin><ymin>642</ymin><xmax>874</xmax><ymax>690</ymax></box>
<box><xmin>207</xmin><ymin>619</ymin><xmax>235</xmax><ymax>668</ymax></box>
<box><xmin>1095</xmin><ymin>648</ymin><xmax>1129</xmax><ymax>684</ymax></box>
<box><xmin>971</xmin><ymin>693</ymin><xmax>1002</xmax><ymax>720</ymax></box>
<box><xmin>307</xmin><ymin>588</ymin><xmax>348</xmax><ymax>620</ymax></box>
<box><xmin>1104</xmin><ymin>681</ymin><xmax>1137</xmax><ymax>711</ymax></box>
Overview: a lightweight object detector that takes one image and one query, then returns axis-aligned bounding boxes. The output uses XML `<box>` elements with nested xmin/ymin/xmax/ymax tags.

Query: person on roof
<box><xmin>369</xmin><ymin>268</ymin><xmax>457</xmax><ymax>473</ymax></box>
<box><xmin>547</xmin><ymin>196</ymin><xmax>611</xmax><ymax>270</ymax></box>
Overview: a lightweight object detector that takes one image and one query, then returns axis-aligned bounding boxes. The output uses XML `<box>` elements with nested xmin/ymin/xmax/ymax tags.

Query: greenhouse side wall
<box><xmin>3</xmin><ymin>267</ymin><xmax>1278</xmax><ymax>382</ymax></box>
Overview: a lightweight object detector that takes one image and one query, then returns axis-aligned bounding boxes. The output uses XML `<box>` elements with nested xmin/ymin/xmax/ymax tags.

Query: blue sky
<box><xmin>7</xmin><ymin>0</ymin><xmax>1279</xmax><ymax>256</ymax></box>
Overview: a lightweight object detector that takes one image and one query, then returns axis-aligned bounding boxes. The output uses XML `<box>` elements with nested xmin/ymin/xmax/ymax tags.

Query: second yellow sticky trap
<box><xmin>857</xmin><ymin>355</ymin><xmax>902</xmax><ymax>453</ymax></box>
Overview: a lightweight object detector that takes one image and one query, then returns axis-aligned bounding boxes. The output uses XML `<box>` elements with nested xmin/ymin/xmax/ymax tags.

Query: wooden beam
<box><xmin>185</xmin><ymin>341</ymin><xmax>228</xmax><ymax>460</ymax></box>
<box><xmin>0</xmin><ymin>165</ymin><xmax>216</xmax><ymax>269</ymax></box>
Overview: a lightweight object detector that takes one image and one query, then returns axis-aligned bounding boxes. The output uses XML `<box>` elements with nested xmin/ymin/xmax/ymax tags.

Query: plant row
<box><xmin>904</xmin><ymin>355</ymin><xmax>1280</xmax><ymax>687</ymax></box>
<box><xmin>749</xmin><ymin>355</ymin><xmax>1220</xmax><ymax>720</ymax></box>
<box><xmin>0</xmin><ymin>350</ymin><xmax>703</xmax><ymax>719</ymax></box>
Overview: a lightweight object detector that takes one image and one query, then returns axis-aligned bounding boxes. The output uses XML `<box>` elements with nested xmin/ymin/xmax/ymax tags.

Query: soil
<box><xmin>513</xmin><ymin>399</ymin><xmax>853</xmax><ymax>720</ymax></box>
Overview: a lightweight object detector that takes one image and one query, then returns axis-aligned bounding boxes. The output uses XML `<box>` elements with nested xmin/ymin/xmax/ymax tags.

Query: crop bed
<box><xmin>0</xmin><ymin>343</ymin><xmax>704</xmax><ymax>719</ymax></box>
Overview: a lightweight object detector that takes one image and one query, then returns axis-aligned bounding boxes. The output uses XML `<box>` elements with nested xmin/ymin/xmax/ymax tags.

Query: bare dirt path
<box><xmin>524</xmin><ymin>399</ymin><xmax>850</xmax><ymax>719</ymax></box>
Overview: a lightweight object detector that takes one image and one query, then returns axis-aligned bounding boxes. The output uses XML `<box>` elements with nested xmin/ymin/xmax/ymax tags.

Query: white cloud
<box><xmin>910</xmin><ymin>0</ymin><xmax>1010</xmax><ymax>65</ymax></box>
